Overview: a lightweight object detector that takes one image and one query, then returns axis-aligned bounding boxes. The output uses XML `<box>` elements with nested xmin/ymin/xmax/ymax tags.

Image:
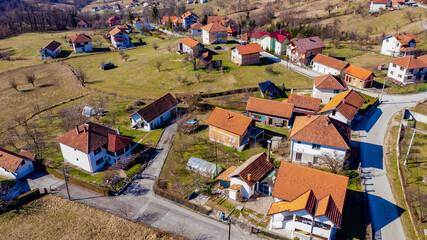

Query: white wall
<box><xmin>131</xmin><ymin>106</ymin><xmax>177</xmax><ymax>131</ymax></box>
<box><xmin>320</xmin><ymin>109</ymin><xmax>350</xmax><ymax>124</ymax></box>
<box><xmin>229</xmin><ymin>177</ymin><xmax>254</xmax><ymax>199</ymax></box>
<box><xmin>312</xmin><ymin>62</ymin><xmax>341</xmax><ymax>75</ymax></box>
<box><xmin>381</xmin><ymin>36</ymin><xmax>401</xmax><ymax>56</ymax></box>
<box><xmin>312</xmin><ymin>86</ymin><xmax>344</xmax><ymax>104</ymax></box>
<box><xmin>40</xmin><ymin>47</ymin><xmax>61</xmax><ymax>59</ymax></box>
<box><xmin>290</xmin><ymin>140</ymin><xmax>347</xmax><ymax>164</ymax></box>
<box><xmin>370</xmin><ymin>2</ymin><xmax>387</xmax><ymax>12</ymax></box>
<box><xmin>110</xmin><ymin>32</ymin><xmax>130</xmax><ymax>48</ymax></box>
<box><xmin>60</xmin><ymin>143</ymin><xmax>95</xmax><ymax>172</ymax></box>
<box><xmin>387</xmin><ymin>62</ymin><xmax>426</xmax><ymax>84</ymax></box>
<box><xmin>73</xmin><ymin>42</ymin><xmax>93</xmax><ymax>53</ymax></box>
<box><xmin>202</xmin><ymin>30</ymin><xmax>210</xmax><ymax>44</ymax></box>
<box><xmin>0</xmin><ymin>160</ymin><xmax>34</xmax><ymax>180</ymax></box>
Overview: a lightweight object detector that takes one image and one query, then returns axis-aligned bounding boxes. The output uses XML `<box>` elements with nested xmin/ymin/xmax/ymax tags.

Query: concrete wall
<box><xmin>312</xmin><ymin>86</ymin><xmax>344</xmax><ymax>104</ymax></box>
<box><xmin>248</xmin><ymin>111</ymin><xmax>290</xmax><ymax>127</ymax></box>
<box><xmin>73</xmin><ymin>42</ymin><xmax>93</xmax><ymax>53</ymax></box>
<box><xmin>312</xmin><ymin>62</ymin><xmax>342</xmax><ymax>75</ymax></box>
<box><xmin>320</xmin><ymin>109</ymin><xmax>350</xmax><ymax>124</ymax></box>
<box><xmin>203</xmin><ymin>30</ymin><xmax>227</xmax><ymax>44</ymax></box>
<box><xmin>60</xmin><ymin>143</ymin><xmax>101</xmax><ymax>173</ymax></box>
<box><xmin>230</xmin><ymin>177</ymin><xmax>253</xmax><ymax>199</ymax></box>
<box><xmin>387</xmin><ymin>62</ymin><xmax>426</xmax><ymax>85</ymax></box>
<box><xmin>290</xmin><ymin>140</ymin><xmax>347</xmax><ymax>165</ymax></box>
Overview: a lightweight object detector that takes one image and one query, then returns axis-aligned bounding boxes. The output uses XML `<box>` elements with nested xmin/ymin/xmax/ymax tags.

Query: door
<box><xmin>269</xmin><ymin>118</ymin><xmax>273</xmax><ymax>125</ymax></box>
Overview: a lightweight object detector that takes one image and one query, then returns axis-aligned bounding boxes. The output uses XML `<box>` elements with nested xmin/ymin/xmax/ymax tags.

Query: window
<box><xmin>386</xmin><ymin>39</ymin><xmax>389</xmax><ymax>42</ymax></box>
<box><xmin>392</xmin><ymin>64</ymin><xmax>396</xmax><ymax>68</ymax></box>
<box><xmin>297</xmin><ymin>141</ymin><xmax>301</xmax><ymax>144</ymax></box>
<box><xmin>295</xmin><ymin>153</ymin><xmax>302</xmax><ymax>161</ymax></box>
<box><xmin>228</xmin><ymin>136</ymin><xmax>236</xmax><ymax>143</ymax></box>
<box><xmin>21</xmin><ymin>161</ymin><xmax>25</xmax><ymax>166</ymax></box>
<box><xmin>94</xmin><ymin>148</ymin><xmax>102</xmax><ymax>155</ymax></box>
<box><xmin>308</xmin><ymin>51</ymin><xmax>313</xmax><ymax>56</ymax></box>
<box><xmin>390</xmin><ymin>71</ymin><xmax>394</xmax><ymax>75</ymax></box>
<box><xmin>212</xmin><ymin>32</ymin><xmax>216</xmax><ymax>36</ymax></box>
<box><xmin>312</xmin><ymin>144</ymin><xmax>321</xmax><ymax>150</ymax></box>
<box><xmin>400</xmin><ymin>67</ymin><xmax>404</xmax><ymax>71</ymax></box>
<box><xmin>96</xmin><ymin>158</ymin><xmax>103</xmax><ymax>165</ymax></box>
<box><xmin>313</xmin><ymin>157</ymin><xmax>319</xmax><ymax>164</ymax></box>
<box><xmin>333</xmin><ymin>90</ymin><xmax>339</xmax><ymax>93</ymax></box>
<box><xmin>332</xmin><ymin>110</ymin><xmax>336</xmax><ymax>116</ymax></box>
<box><xmin>420</xmin><ymin>68</ymin><xmax>424</xmax><ymax>72</ymax></box>
<box><xmin>398</xmin><ymin>74</ymin><xmax>402</xmax><ymax>78</ymax></box>
<box><xmin>408</xmin><ymin>76</ymin><xmax>412</xmax><ymax>79</ymax></box>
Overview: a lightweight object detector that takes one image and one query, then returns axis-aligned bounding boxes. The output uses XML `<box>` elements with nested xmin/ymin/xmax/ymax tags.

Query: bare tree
<box><xmin>118</xmin><ymin>50</ymin><xmax>130</xmax><ymax>62</ymax></box>
<box><xmin>25</xmin><ymin>74</ymin><xmax>36</xmax><ymax>87</ymax></box>
<box><xmin>76</xmin><ymin>68</ymin><xmax>86</xmax><ymax>86</ymax></box>
<box><xmin>195</xmin><ymin>72</ymin><xmax>201</xmax><ymax>83</ymax></box>
<box><xmin>405</xmin><ymin>10</ymin><xmax>415</xmax><ymax>23</ymax></box>
<box><xmin>393</xmin><ymin>24</ymin><xmax>401</xmax><ymax>34</ymax></box>
<box><xmin>117</xmin><ymin>202</ymin><xmax>133</xmax><ymax>219</ymax></box>
<box><xmin>187</xmin><ymin>47</ymin><xmax>201</xmax><ymax>71</ymax></box>
<box><xmin>176</xmin><ymin>75</ymin><xmax>187</xmax><ymax>84</ymax></box>
<box><xmin>155</xmin><ymin>61</ymin><xmax>162</xmax><ymax>72</ymax></box>
<box><xmin>102</xmin><ymin>170</ymin><xmax>121</xmax><ymax>191</ymax></box>
<box><xmin>58</xmin><ymin>106</ymin><xmax>88</xmax><ymax>132</ymax></box>
<box><xmin>9</xmin><ymin>79</ymin><xmax>18</xmax><ymax>91</ymax></box>
<box><xmin>319</xmin><ymin>152</ymin><xmax>348</xmax><ymax>174</ymax></box>
<box><xmin>325</xmin><ymin>3</ymin><xmax>334</xmax><ymax>15</ymax></box>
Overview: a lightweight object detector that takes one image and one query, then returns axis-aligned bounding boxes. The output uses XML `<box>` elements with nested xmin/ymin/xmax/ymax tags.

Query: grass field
<box><xmin>0</xmin><ymin>194</ymin><xmax>175</xmax><ymax>240</ymax></box>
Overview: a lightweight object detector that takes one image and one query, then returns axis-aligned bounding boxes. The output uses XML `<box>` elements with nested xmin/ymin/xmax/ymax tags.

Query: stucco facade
<box><xmin>131</xmin><ymin>105</ymin><xmax>177</xmax><ymax>131</ymax></box>
<box><xmin>40</xmin><ymin>47</ymin><xmax>61</xmax><ymax>59</ymax></box>
<box><xmin>290</xmin><ymin>140</ymin><xmax>348</xmax><ymax>165</ymax></box>
<box><xmin>73</xmin><ymin>42</ymin><xmax>93</xmax><ymax>53</ymax></box>
<box><xmin>312</xmin><ymin>62</ymin><xmax>343</xmax><ymax>76</ymax></box>
<box><xmin>387</xmin><ymin>62</ymin><xmax>427</xmax><ymax>85</ymax></box>
<box><xmin>369</xmin><ymin>2</ymin><xmax>387</xmax><ymax>12</ymax></box>
<box><xmin>247</xmin><ymin>111</ymin><xmax>291</xmax><ymax>127</ymax></box>
<box><xmin>110</xmin><ymin>32</ymin><xmax>130</xmax><ymax>49</ymax></box>
<box><xmin>202</xmin><ymin>29</ymin><xmax>227</xmax><ymax>44</ymax></box>
<box><xmin>381</xmin><ymin>36</ymin><xmax>417</xmax><ymax>57</ymax></box>
<box><xmin>229</xmin><ymin>177</ymin><xmax>255</xmax><ymax>200</ymax></box>
<box><xmin>0</xmin><ymin>160</ymin><xmax>34</xmax><ymax>180</ymax></box>
<box><xmin>312</xmin><ymin>87</ymin><xmax>344</xmax><ymax>104</ymax></box>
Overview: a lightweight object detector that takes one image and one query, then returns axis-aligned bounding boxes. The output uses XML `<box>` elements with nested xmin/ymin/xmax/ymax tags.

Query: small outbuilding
<box><xmin>82</xmin><ymin>106</ymin><xmax>97</xmax><ymax>117</ymax></box>
<box><xmin>186</xmin><ymin>156</ymin><xmax>223</xmax><ymax>179</ymax></box>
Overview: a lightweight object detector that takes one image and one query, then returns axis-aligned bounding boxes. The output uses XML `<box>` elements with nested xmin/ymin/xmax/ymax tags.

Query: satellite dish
<box><xmin>422</xmin><ymin>19</ymin><xmax>427</xmax><ymax>31</ymax></box>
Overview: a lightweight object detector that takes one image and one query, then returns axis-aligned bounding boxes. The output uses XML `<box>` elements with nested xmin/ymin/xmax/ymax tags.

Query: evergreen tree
<box><xmin>70</xmin><ymin>11</ymin><xmax>78</xmax><ymax>28</ymax></box>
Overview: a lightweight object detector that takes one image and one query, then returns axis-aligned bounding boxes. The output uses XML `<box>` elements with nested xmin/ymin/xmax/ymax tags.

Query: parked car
<box><xmin>101</xmin><ymin>62</ymin><xmax>115</xmax><ymax>70</ymax></box>
<box><xmin>412</xmin><ymin>4</ymin><xmax>418</xmax><ymax>7</ymax></box>
<box><xmin>213</xmin><ymin>46</ymin><xmax>222</xmax><ymax>50</ymax></box>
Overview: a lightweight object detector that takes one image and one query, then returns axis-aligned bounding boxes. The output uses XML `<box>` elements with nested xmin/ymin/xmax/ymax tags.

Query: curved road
<box><xmin>353</xmin><ymin>91</ymin><xmax>427</xmax><ymax>239</ymax></box>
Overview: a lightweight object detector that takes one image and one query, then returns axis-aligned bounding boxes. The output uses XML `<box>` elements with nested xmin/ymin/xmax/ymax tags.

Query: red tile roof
<box><xmin>229</xmin><ymin>152</ymin><xmax>275</xmax><ymax>187</ymax></box>
<box><xmin>313</xmin><ymin>74</ymin><xmax>347</xmax><ymax>90</ymax></box>
<box><xmin>312</xmin><ymin>54</ymin><xmax>349</xmax><ymax>71</ymax></box>
<box><xmin>246</xmin><ymin>97</ymin><xmax>294</xmax><ymax>119</ymax></box>
<box><xmin>0</xmin><ymin>148</ymin><xmax>31</xmax><ymax>173</ymax></box>
<box><xmin>393</xmin><ymin>32</ymin><xmax>420</xmax><ymax>45</ymax></box>
<box><xmin>19</xmin><ymin>150</ymin><xmax>36</xmax><ymax>161</ymax></box>
<box><xmin>202</xmin><ymin>23</ymin><xmax>227</xmax><ymax>33</ymax></box>
<box><xmin>320</xmin><ymin>89</ymin><xmax>365</xmax><ymax>121</ymax></box>
<box><xmin>178</xmin><ymin>37</ymin><xmax>201</xmax><ymax>48</ymax></box>
<box><xmin>134</xmin><ymin>93</ymin><xmax>178</xmax><ymax>123</ymax></box>
<box><xmin>162</xmin><ymin>16</ymin><xmax>178</xmax><ymax>23</ymax></box>
<box><xmin>41</xmin><ymin>40</ymin><xmax>61</xmax><ymax>52</ymax></box>
<box><xmin>207</xmin><ymin>15</ymin><xmax>226</xmax><ymax>25</ymax></box>
<box><xmin>284</xmin><ymin>93</ymin><xmax>321</xmax><ymax>112</ymax></box>
<box><xmin>70</xmin><ymin>33</ymin><xmax>92</xmax><ymax>43</ymax></box>
<box><xmin>216</xmin><ymin>166</ymin><xmax>238</xmax><ymax>181</ymax></box>
<box><xmin>250</xmin><ymin>30</ymin><xmax>292</xmax><ymax>43</ymax></box>
<box><xmin>234</xmin><ymin>43</ymin><xmax>264</xmax><ymax>55</ymax></box>
<box><xmin>109</xmin><ymin>27</ymin><xmax>125</xmax><ymax>36</ymax></box>
<box><xmin>77</xmin><ymin>20</ymin><xmax>88</xmax><ymax>26</ymax></box>
<box><xmin>390</xmin><ymin>55</ymin><xmax>427</xmax><ymax>69</ymax></box>
<box><xmin>181</xmin><ymin>11</ymin><xmax>198</xmax><ymax>19</ymax></box>
<box><xmin>371</xmin><ymin>0</ymin><xmax>388</xmax><ymax>3</ymax></box>
<box><xmin>226</xmin><ymin>26</ymin><xmax>237</xmax><ymax>33</ymax></box>
<box><xmin>206</xmin><ymin>107</ymin><xmax>254</xmax><ymax>136</ymax></box>
<box><xmin>344</xmin><ymin>65</ymin><xmax>375</xmax><ymax>80</ymax></box>
<box><xmin>290</xmin><ymin>115</ymin><xmax>351</xmax><ymax>149</ymax></box>
<box><xmin>107</xmin><ymin>133</ymin><xmax>133</xmax><ymax>152</ymax></box>
<box><xmin>190</xmin><ymin>22</ymin><xmax>204</xmax><ymax>30</ymax></box>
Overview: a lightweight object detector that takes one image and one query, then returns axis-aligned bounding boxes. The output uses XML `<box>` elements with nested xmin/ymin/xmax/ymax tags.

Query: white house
<box><xmin>181</xmin><ymin>11</ymin><xmax>199</xmax><ymax>29</ymax></box>
<box><xmin>312</xmin><ymin>54</ymin><xmax>349</xmax><ymax>76</ymax></box>
<box><xmin>268</xmin><ymin>162</ymin><xmax>348</xmax><ymax>240</ymax></box>
<box><xmin>56</xmin><ymin>122</ymin><xmax>133</xmax><ymax>173</ymax></box>
<box><xmin>77</xmin><ymin>20</ymin><xmax>89</xmax><ymax>28</ymax></box>
<box><xmin>70</xmin><ymin>33</ymin><xmax>93</xmax><ymax>53</ymax></box>
<box><xmin>40</xmin><ymin>40</ymin><xmax>61</xmax><ymax>59</ymax></box>
<box><xmin>0</xmin><ymin>148</ymin><xmax>35</xmax><ymax>179</ymax></box>
<box><xmin>189</xmin><ymin>22</ymin><xmax>203</xmax><ymax>35</ymax></box>
<box><xmin>381</xmin><ymin>33</ymin><xmax>420</xmax><ymax>57</ymax></box>
<box><xmin>369</xmin><ymin>0</ymin><xmax>388</xmax><ymax>12</ymax></box>
<box><xmin>130</xmin><ymin>93</ymin><xmax>179</xmax><ymax>131</ymax></box>
<box><xmin>387</xmin><ymin>55</ymin><xmax>427</xmax><ymax>85</ymax></box>
<box><xmin>249</xmin><ymin>30</ymin><xmax>292</xmax><ymax>55</ymax></box>
<box><xmin>177</xmin><ymin>37</ymin><xmax>204</xmax><ymax>55</ymax></box>
<box><xmin>312</xmin><ymin>74</ymin><xmax>348</xmax><ymax>104</ymax></box>
<box><xmin>319</xmin><ymin>89</ymin><xmax>366</xmax><ymax>124</ymax></box>
<box><xmin>289</xmin><ymin>115</ymin><xmax>351</xmax><ymax>166</ymax></box>
<box><xmin>108</xmin><ymin>27</ymin><xmax>131</xmax><ymax>49</ymax></box>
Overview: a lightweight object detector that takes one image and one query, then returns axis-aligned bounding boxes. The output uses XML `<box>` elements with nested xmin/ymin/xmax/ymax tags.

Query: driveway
<box><xmin>260</xmin><ymin>52</ymin><xmax>322</xmax><ymax>78</ymax></box>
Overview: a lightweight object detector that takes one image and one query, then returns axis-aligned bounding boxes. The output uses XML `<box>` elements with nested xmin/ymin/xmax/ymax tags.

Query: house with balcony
<box><xmin>312</xmin><ymin>54</ymin><xmax>349</xmax><ymax>76</ymax></box>
<box><xmin>56</xmin><ymin>122</ymin><xmax>133</xmax><ymax>173</ymax></box>
<box><xmin>286</xmin><ymin>37</ymin><xmax>325</xmax><ymax>65</ymax></box>
<box><xmin>206</xmin><ymin>107</ymin><xmax>264</xmax><ymax>151</ymax></box>
<box><xmin>181</xmin><ymin>11</ymin><xmax>199</xmax><ymax>29</ymax></box>
<box><xmin>312</xmin><ymin>74</ymin><xmax>348</xmax><ymax>104</ymax></box>
<box><xmin>381</xmin><ymin>32</ymin><xmax>420</xmax><ymax>57</ymax></box>
<box><xmin>343</xmin><ymin>65</ymin><xmax>375</xmax><ymax>88</ymax></box>
<box><xmin>319</xmin><ymin>89</ymin><xmax>365</xmax><ymax>124</ymax></box>
<box><xmin>108</xmin><ymin>27</ymin><xmax>131</xmax><ymax>49</ymax></box>
<box><xmin>250</xmin><ymin>30</ymin><xmax>292</xmax><ymax>55</ymax></box>
<box><xmin>40</xmin><ymin>40</ymin><xmax>61</xmax><ymax>59</ymax></box>
<box><xmin>387</xmin><ymin>55</ymin><xmax>427</xmax><ymax>85</ymax></box>
<box><xmin>283</xmin><ymin>94</ymin><xmax>321</xmax><ymax>116</ymax></box>
<box><xmin>268</xmin><ymin>162</ymin><xmax>349</xmax><ymax>240</ymax></box>
<box><xmin>202</xmin><ymin>23</ymin><xmax>228</xmax><ymax>44</ymax></box>
<box><xmin>70</xmin><ymin>33</ymin><xmax>93</xmax><ymax>53</ymax></box>
<box><xmin>246</xmin><ymin>97</ymin><xmax>294</xmax><ymax>127</ymax></box>
<box><xmin>0</xmin><ymin>148</ymin><xmax>35</xmax><ymax>179</ymax></box>
<box><xmin>231</xmin><ymin>43</ymin><xmax>264</xmax><ymax>66</ymax></box>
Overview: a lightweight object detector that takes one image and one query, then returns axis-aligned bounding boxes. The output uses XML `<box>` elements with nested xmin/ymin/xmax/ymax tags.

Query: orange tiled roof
<box><xmin>284</xmin><ymin>93</ymin><xmax>321</xmax><ymax>112</ymax></box>
<box><xmin>289</xmin><ymin>115</ymin><xmax>351</xmax><ymax>149</ymax></box>
<box><xmin>182</xmin><ymin>11</ymin><xmax>198</xmax><ymax>19</ymax></box>
<box><xmin>246</xmin><ymin>97</ymin><xmax>294</xmax><ymax>119</ymax></box>
<box><xmin>191</xmin><ymin>22</ymin><xmax>204</xmax><ymax>30</ymax></box>
<box><xmin>207</xmin><ymin>15</ymin><xmax>226</xmax><ymax>25</ymax></box>
<box><xmin>77</xmin><ymin>20</ymin><xmax>88</xmax><ymax>26</ymax></box>
<box><xmin>393</xmin><ymin>32</ymin><xmax>420</xmax><ymax>45</ymax></box>
<box><xmin>313</xmin><ymin>74</ymin><xmax>347</xmax><ymax>90</ymax></box>
<box><xmin>229</xmin><ymin>184</ymin><xmax>242</xmax><ymax>190</ymax></box>
<box><xmin>371</xmin><ymin>0</ymin><xmax>388</xmax><ymax>3</ymax></box>
<box><xmin>235</xmin><ymin>43</ymin><xmax>264</xmax><ymax>55</ymax></box>
<box><xmin>320</xmin><ymin>89</ymin><xmax>365</xmax><ymax>121</ymax></box>
<box><xmin>70</xmin><ymin>33</ymin><xmax>92</xmax><ymax>43</ymax></box>
<box><xmin>178</xmin><ymin>37</ymin><xmax>201</xmax><ymax>48</ymax></box>
<box><xmin>0</xmin><ymin>148</ymin><xmax>31</xmax><ymax>173</ymax></box>
<box><xmin>228</xmin><ymin>152</ymin><xmax>275</xmax><ymax>187</ymax></box>
<box><xmin>312</xmin><ymin>54</ymin><xmax>349</xmax><ymax>71</ymax></box>
<box><xmin>390</xmin><ymin>55</ymin><xmax>427</xmax><ymax>69</ymax></box>
<box><xmin>202</xmin><ymin>23</ymin><xmax>227</xmax><ymax>33</ymax></box>
<box><xmin>216</xmin><ymin>166</ymin><xmax>237</xmax><ymax>181</ymax></box>
<box><xmin>19</xmin><ymin>150</ymin><xmax>36</xmax><ymax>160</ymax></box>
<box><xmin>344</xmin><ymin>65</ymin><xmax>374</xmax><ymax>81</ymax></box>
<box><xmin>206</xmin><ymin>107</ymin><xmax>254</xmax><ymax>136</ymax></box>
<box><xmin>226</xmin><ymin>26</ymin><xmax>237</xmax><ymax>33</ymax></box>
<box><xmin>109</xmin><ymin>27</ymin><xmax>124</xmax><ymax>36</ymax></box>
<box><xmin>162</xmin><ymin>16</ymin><xmax>178</xmax><ymax>23</ymax></box>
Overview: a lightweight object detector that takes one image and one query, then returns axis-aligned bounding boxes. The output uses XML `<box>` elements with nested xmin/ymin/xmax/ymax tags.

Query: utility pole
<box><xmin>380</xmin><ymin>77</ymin><xmax>386</xmax><ymax>102</ymax></box>
<box><xmin>403</xmin><ymin>128</ymin><xmax>417</xmax><ymax>166</ymax></box>
<box><xmin>62</xmin><ymin>167</ymin><xmax>71</xmax><ymax>200</ymax></box>
<box><xmin>228</xmin><ymin>217</ymin><xmax>232</xmax><ymax>240</ymax></box>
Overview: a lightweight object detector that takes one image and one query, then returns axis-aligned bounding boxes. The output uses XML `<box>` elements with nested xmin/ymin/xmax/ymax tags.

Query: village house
<box><xmin>392</xmin><ymin>0</ymin><xmax>406</xmax><ymax>7</ymax></box>
<box><xmin>130</xmin><ymin>93</ymin><xmax>178</xmax><ymax>131</ymax></box>
<box><xmin>387</xmin><ymin>55</ymin><xmax>427</xmax><ymax>85</ymax></box>
<box><xmin>226</xmin><ymin>26</ymin><xmax>238</xmax><ymax>37</ymax></box>
<box><xmin>289</xmin><ymin>115</ymin><xmax>351</xmax><ymax>165</ymax></box>
<box><xmin>0</xmin><ymin>148</ymin><xmax>35</xmax><ymax>179</ymax></box>
<box><xmin>231</xmin><ymin>43</ymin><xmax>264</xmax><ymax>66</ymax></box>
<box><xmin>312</xmin><ymin>54</ymin><xmax>349</xmax><ymax>76</ymax></box>
<box><xmin>250</xmin><ymin>30</ymin><xmax>292</xmax><ymax>55</ymax></box>
<box><xmin>40</xmin><ymin>40</ymin><xmax>62</xmax><ymax>59</ymax></box>
<box><xmin>312</xmin><ymin>74</ymin><xmax>348</xmax><ymax>103</ymax></box>
<box><xmin>70</xmin><ymin>33</ymin><xmax>93</xmax><ymax>53</ymax></box>
<box><xmin>207</xmin><ymin>15</ymin><xmax>226</xmax><ymax>25</ymax></box>
<box><xmin>370</xmin><ymin>0</ymin><xmax>388</xmax><ymax>12</ymax></box>
<box><xmin>119</xmin><ymin>24</ymin><xmax>132</xmax><ymax>33</ymax></box>
<box><xmin>319</xmin><ymin>89</ymin><xmax>366</xmax><ymax>124</ymax></box>
<box><xmin>206</xmin><ymin>107</ymin><xmax>264</xmax><ymax>151</ymax></box>
<box><xmin>268</xmin><ymin>162</ymin><xmax>348</xmax><ymax>240</ymax></box>
<box><xmin>177</xmin><ymin>37</ymin><xmax>204</xmax><ymax>55</ymax></box>
<box><xmin>217</xmin><ymin>152</ymin><xmax>275</xmax><ymax>200</ymax></box>
<box><xmin>202</xmin><ymin>23</ymin><xmax>228</xmax><ymax>44</ymax></box>
<box><xmin>381</xmin><ymin>33</ymin><xmax>420</xmax><ymax>57</ymax></box>
<box><xmin>56</xmin><ymin>122</ymin><xmax>133</xmax><ymax>173</ymax></box>
<box><xmin>258</xmin><ymin>80</ymin><xmax>282</xmax><ymax>99</ymax></box>
<box><xmin>246</xmin><ymin>97</ymin><xmax>294</xmax><ymax>127</ymax></box>
<box><xmin>108</xmin><ymin>16</ymin><xmax>121</xmax><ymax>26</ymax></box>
<box><xmin>283</xmin><ymin>93</ymin><xmax>321</xmax><ymax>116</ymax></box>
<box><xmin>190</xmin><ymin>22</ymin><xmax>203</xmax><ymax>35</ymax></box>
<box><xmin>343</xmin><ymin>65</ymin><xmax>375</xmax><ymax>88</ymax></box>
<box><xmin>108</xmin><ymin>27</ymin><xmax>131</xmax><ymax>49</ymax></box>
<box><xmin>287</xmin><ymin>37</ymin><xmax>325</xmax><ymax>65</ymax></box>
<box><xmin>181</xmin><ymin>11</ymin><xmax>199</xmax><ymax>29</ymax></box>
<box><xmin>77</xmin><ymin>20</ymin><xmax>89</xmax><ymax>28</ymax></box>
<box><xmin>161</xmin><ymin>16</ymin><xmax>178</xmax><ymax>25</ymax></box>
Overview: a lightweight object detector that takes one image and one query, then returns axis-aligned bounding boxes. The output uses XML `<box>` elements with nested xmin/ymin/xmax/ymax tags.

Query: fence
<box><xmin>0</xmin><ymin>188</ymin><xmax>41</xmax><ymax>214</ymax></box>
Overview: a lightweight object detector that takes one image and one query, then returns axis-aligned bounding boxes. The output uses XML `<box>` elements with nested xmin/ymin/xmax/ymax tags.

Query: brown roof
<box><xmin>19</xmin><ymin>150</ymin><xmax>36</xmax><ymax>161</ymax></box>
<box><xmin>41</xmin><ymin>40</ymin><xmax>61</xmax><ymax>52</ymax></box>
<box><xmin>77</xmin><ymin>20</ymin><xmax>88</xmax><ymax>26</ymax></box>
<box><xmin>178</xmin><ymin>37</ymin><xmax>201</xmax><ymax>48</ymax></box>
<box><xmin>229</xmin><ymin>152</ymin><xmax>275</xmax><ymax>187</ymax></box>
<box><xmin>229</xmin><ymin>184</ymin><xmax>242</xmax><ymax>190</ymax></box>
<box><xmin>320</xmin><ymin>90</ymin><xmax>365</xmax><ymax>121</ymax></box>
<box><xmin>134</xmin><ymin>93</ymin><xmax>178</xmax><ymax>123</ymax></box>
<box><xmin>246</xmin><ymin>97</ymin><xmax>294</xmax><ymax>119</ymax></box>
<box><xmin>344</xmin><ymin>65</ymin><xmax>375</xmax><ymax>80</ymax></box>
<box><xmin>119</xmin><ymin>24</ymin><xmax>131</xmax><ymax>30</ymax></box>
<box><xmin>70</xmin><ymin>33</ymin><xmax>92</xmax><ymax>43</ymax></box>
<box><xmin>216</xmin><ymin>166</ymin><xmax>238</xmax><ymax>181</ymax></box>
<box><xmin>207</xmin><ymin>15</ymin><xmax>226</xmax><ymax>25</ymax></box>
<box><xmin>109</xmin><ymin>27</ymin><xmax>125</xmax><ymax>36</ymax></box>
<box><xmin>107</xmin><ymin>134</ymin><xmax>133</xmax><ymax>152</ymax></box>
<box><xmin>206</xmin><ymin>107</ymin><xmax>254</xmax><ymax>136</ymax></box>
<box><xmin>0</xmin><ymin>148</ymin><xmax>31</xmax><ymax>173</ymax></box>
<box><xmin>162</xmin><ymin>16</ymin><xmax>178</xmax><ymax>23</ymax></box>
<box><xmin>313</xmin><ymin>74</ymin><xmax>347</xmax><ymax>90</ymax></box>
<box><xmin>289</xmin><ymin>115</ymin><xmax>351</xmax><ymax>149</ymax></box>
<box><xmin>181</xmin><ymin>11</ymin><xmax>198</xmax><ymax>19</ymax></box>
<box><xmin>226</xmin><ymin>26</ymin><xmax>237</xmax><ymax>33</ymax></box>
<box><xmin>390</xmin><ymin>55</ymin><xmax>427</xmax><ymax>69</ymax></box>
<box><xmin>234</xmin><ymin>43</ymin><xmax>264</xmax><ymax>55</ymax></box>
<box><xmin>393</xmin><ymin>32</ymin><xmax>420</xmax><ymax>45</ymax></box>
<box><xmin>190</xmin><ymin>22</ymin><xmax>204</xmax><ymax>30</ymax></box>
<box><xmin>284</xmin><ymin>93</ymin><xmax>321</xmax><ymax>111</ymax></box>
<box><xmin>288</xmin><ymin>36</ymin><xmax>325</xmax><ymax>54</ymax></box>
<box><xmin>270</xmin><ymin>162</ymin><xmax>348</xmax><ymax>225</ymax></box>
<box><xmin>312</xmin><ymin>54</ymin><xmax>349</xmax><ymax>71</ymax></box>
<box><xmin>202</xmin><ymin>23</ymin><xmax>227</xmax><ymax>33</ymax></box>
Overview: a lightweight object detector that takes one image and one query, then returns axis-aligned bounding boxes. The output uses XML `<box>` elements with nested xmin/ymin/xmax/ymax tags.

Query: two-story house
<box><xmin>202</xmin><ymin>23</ymin><xmax>228</xmax><ymax>44</ymax></box>
<box><xmin>268</xmin><ymin>162</ymin><xmax>348</xmax><ymax>240</ymax></box>
<box><xmin>250</xmin><ymin>30</ymin><xmax>293</xmax><ymax>55</ymax></box>
<box><xmin>319</xmin><ymin>89</ymin><xmax>366</xmax><ymax>124</ymax></box>
<box><xmin>313</xmin><ymin>74</ymin><xmax>348</xmax><ymax>103</ymax></box>
<box><xmin>283</xmin><ymin>93</ymin><xmax>321</xmax><ymax>116</ymax></box>
<box><xmin>190</xmin><ymin>22</ymin><xmax>204</xmax><ymax>35</ymax></box>
<box><xmin>70</xmin><ymin>33</ymin><xmax>93</xmax><ymax>53</ymax></box>
<box><xmin>206</xmin><ymin>107</ymin><xmax>264</xmax><ymax>151</ymax></box>
<box><xmin>181</xmin><ymin>11</ymin><xmax>199</xmax><ymax>29</ymax></box>
<box><xmin>108</xmin><ymin>27</ymin><xmax>131</xmax><ymax>49</ymax></box>
<box><xmin>246</xmin><ymin>97</ymin><xmax>294</xmax><ymax>127</ymax></box>
<box><xmin>387</xmin><ymin>55</ymin><xmax>427</xmax><ymax>85</ymax></box>
<box><xmin>108</xmin><ymin>16</ymin><xmax>121</xmax><ymax>26</ymax></box>
<box><xmin>312</xmin><ymin>54</ymin><xmax>349</xmax><ymax>76</ymax></box>
<box><xmin>231</xmin><ymin>43</ymin><xmax>264</xmax><ymax>66</ymax></box>
<box><xmin>0</xmin><ymin>148</ymin><xmax>35</xmax><ymax>179</ymax></box>
<box><xmin>286</xmin><ymin>37</ymin><xmax>325</xmax><ymax>65</ymax></box>
<box><xmin>56</xmin><ymin>122</ymin><xmax>133</xmax><ymax>173</ymax></box>
<box><xmin>130</xmin><ymin>93</ymin><xmax>179</xmax><ymax>131</ymax></box>
<box><xmin>381</xmin><ymin>33</ymin><xmax>420</xmax><ymax>57</ymax></box>
<box><xmin>40</xmin><ymin>40</ymin><xmax>61</xmax><ymax>59</ymax></box>
<box><xmin>177</xmin><ymin>37</ymin><xmax>204</xmax><ymax>55</ymax></box>
<box><xmin>289</xmin><ymin>115</ymin><xmax>351</xmax><ymax>166</ymax></box>
<box><xmin>343</xmin><ymin>64</ymin><xmax>375</xmax><ymax>88</ymax></box>
<box><xmin>369</xmin><ymin>0</ymin><xmax>388</xmax><ymax>12</ymax></box>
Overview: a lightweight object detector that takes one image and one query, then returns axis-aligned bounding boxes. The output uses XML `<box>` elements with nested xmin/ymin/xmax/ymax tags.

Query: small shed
<box><xmin>82</xmin><ymin>106</ymin><xmax>97</xmax><ymax>117</ymax></box>
<box><xmin>216</xmin><ymin>166</ymin><xmax>237</xmax><ymax>188</ymax></box>
<box><xmin>270</xmin><ymin>136</ymin><xmax>284</xmax><ymax>150</ymax></box>
<box><xmin>186</xmin><ymin>156</ymin><xmax>223</xmax><ymax>179</ymax></box>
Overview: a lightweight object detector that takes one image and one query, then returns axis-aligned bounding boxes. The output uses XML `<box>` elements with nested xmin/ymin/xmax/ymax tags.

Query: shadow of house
<box><xmin>360</xmin><ymin>142</ymin><xmax>383</xmax><ymax>169</ymax></box>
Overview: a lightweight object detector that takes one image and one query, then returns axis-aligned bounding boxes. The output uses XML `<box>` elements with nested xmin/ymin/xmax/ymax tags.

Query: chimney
<box><xmin>75</xmin><ymin>124</ymin><xmax>79</xmax><ymax>135</ymax></box>
<box><xmin>247</xmin><ymin>173</ymin><xmax>251</xmax><ymax>182</ymax></box>
<box><xmin>267</xmin><ymin>140</ymin><xmax>272</xmax><ymax>162</ymax></box>
<box><xmin>117</xmin><ymin>127</ymin><xmax>121</xmax><ymax>135</ymax></box>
